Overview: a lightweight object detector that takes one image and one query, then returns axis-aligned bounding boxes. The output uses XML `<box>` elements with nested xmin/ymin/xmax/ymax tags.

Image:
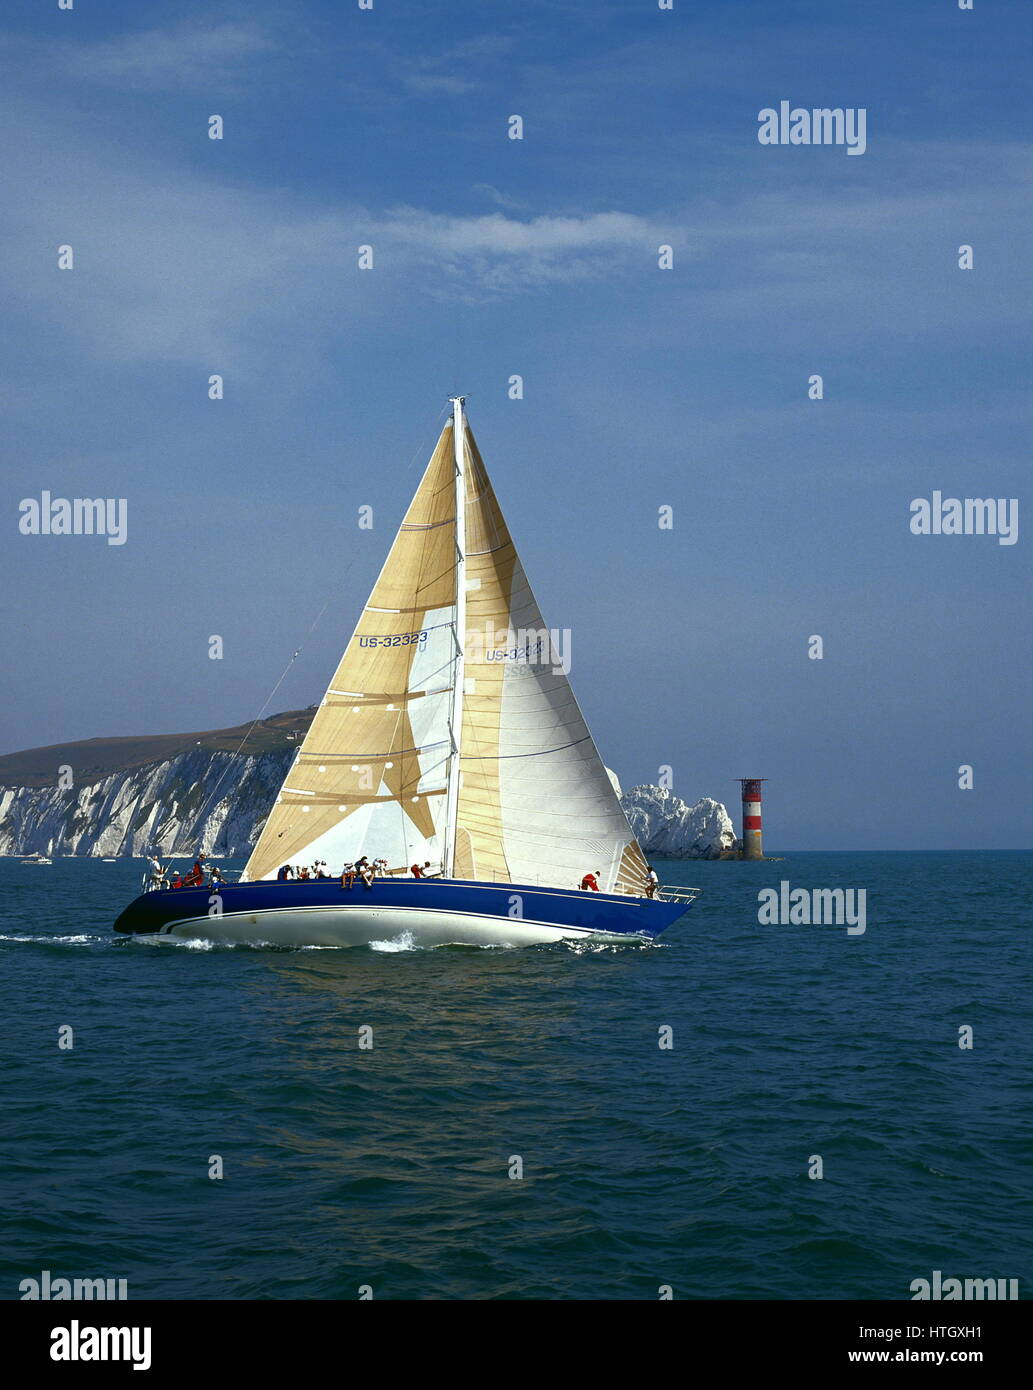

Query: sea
<box><xmin>1</xmin><ymin>850</ymin><xmax>1030</xmax><ymax>1301</ymax></box>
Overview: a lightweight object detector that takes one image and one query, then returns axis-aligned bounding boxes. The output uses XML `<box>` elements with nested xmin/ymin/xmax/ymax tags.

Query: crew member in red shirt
<box><xmin>580</xmin><ymin>871</ymin><xmax>600</xmax><ymax>892</ymax></box>
<box><xmin>411</xmin><ymin>861</ymin><xmax>431</xmax><ymax>879</ymax></box>
<box><xmin>184</xmin><ymin>854</ymin><xmax>206</xmax><ymax>886</ymax></box>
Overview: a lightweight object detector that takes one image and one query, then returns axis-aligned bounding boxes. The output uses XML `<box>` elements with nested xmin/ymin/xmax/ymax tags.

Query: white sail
<box><xmin>453</xmin><ymin>419</ymin><xmax>648</xmax><ymax>895</ymax></box>
<box><xmin>242</xmin><ymin>404</ymin><xmax>648</xmax><ymax>894</ymax></box>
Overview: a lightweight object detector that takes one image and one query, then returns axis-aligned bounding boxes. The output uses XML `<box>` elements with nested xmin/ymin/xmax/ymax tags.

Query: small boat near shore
<box><xmin>20</xmin><ymin>851</ymin><xmax>52</xmax><ymax>865</ymax></box>
<box><xmin>113</xmin><ymin>400</ymin><xmax>700</xmax><ymax>947</ymax></box>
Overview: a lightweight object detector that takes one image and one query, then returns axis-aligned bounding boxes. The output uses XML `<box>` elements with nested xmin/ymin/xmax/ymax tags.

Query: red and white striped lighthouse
<box><xmin>738</xmin><ymin>779</ymin><xmax>766</xmax><ymax>860</ymax></box>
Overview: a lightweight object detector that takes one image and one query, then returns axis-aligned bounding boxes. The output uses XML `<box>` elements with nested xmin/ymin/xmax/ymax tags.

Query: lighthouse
<box><xmin>738</xmin><ymin>779</ymin><xmax>766</xmax><ymax>860</ymax></box>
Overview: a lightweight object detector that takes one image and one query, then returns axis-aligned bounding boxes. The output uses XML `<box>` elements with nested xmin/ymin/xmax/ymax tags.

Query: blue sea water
<box><xmin>1</xmin><ymin>851</ymin><xmax>1030</xmax><ymax>1301</ymax></box>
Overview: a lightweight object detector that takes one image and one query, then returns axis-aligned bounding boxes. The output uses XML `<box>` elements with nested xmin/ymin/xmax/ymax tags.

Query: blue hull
<box><xmin>113</xmin><ymin>876</ymin><xmax>691</xmax><ymax>946</ymax></box>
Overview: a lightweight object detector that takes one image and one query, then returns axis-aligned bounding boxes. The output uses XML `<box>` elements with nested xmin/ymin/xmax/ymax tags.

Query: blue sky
<box><xmin>2</xmin><ymin>0</ymin><xmax>1030</xmax><ymax>848</ymax></box>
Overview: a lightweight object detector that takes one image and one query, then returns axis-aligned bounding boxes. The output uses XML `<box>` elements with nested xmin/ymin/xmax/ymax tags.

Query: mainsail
<box><xmin>242</xmin><ymin>402</ymin><xmax>648</xmax><ymax>894</ymax></box>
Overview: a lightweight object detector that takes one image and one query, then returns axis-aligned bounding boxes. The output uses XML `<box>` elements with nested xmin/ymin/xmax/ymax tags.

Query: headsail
<box><xmin>454</xmin><ymin>423</ymin><xmax>648</xmax><ymax>895</ymax></box>
<box><xmin>242</xmin><ymin>404</ymin><xmax>648</xmax><ymax>894</ymax></box>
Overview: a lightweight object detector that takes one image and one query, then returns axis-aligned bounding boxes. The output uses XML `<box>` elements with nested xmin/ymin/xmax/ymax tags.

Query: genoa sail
<box><xmin>242</xmin><ymin>404</ymin><xmax>649</xmax><ymax>894</ymax></box>
<box><xmin>454</xmin><ymin>426</ymin><xmax>648</xmax><ymax>894</ymax></box>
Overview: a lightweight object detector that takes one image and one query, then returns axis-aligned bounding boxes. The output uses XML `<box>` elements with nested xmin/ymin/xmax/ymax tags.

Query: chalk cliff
<box><xmin>621</xmin><ymin>785</ymin><xmax>737</xmax><ymax>859</ymax></box>
<box><xmin>0</xmin><ymin>715</ymin><xmax>735</xmax><ymax>860</ymax></box>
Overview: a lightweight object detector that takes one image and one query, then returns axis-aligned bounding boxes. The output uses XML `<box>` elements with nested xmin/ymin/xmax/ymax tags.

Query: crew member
<box><xmin>411</xmin><ymin>861</ymin><xmax>431</xmax><ymax>879</ymax></box>
<box><xmin>342</xmin><ymin>856</ymin><xmax>369</xmax><ymax>891</ymax></box>
<box><xmin>580</xmin><ymin>871</ymin><xmax>600</xmax><ymax>892</ymax></box>
<box><xmin>645</xmin><ymin>866</ymin><xmax>659</xmax><ymax>898</ymax></box>
<box><xmin>184</xmin><ymin>853</ymin><xmax>206</xmax><ymax>887</ymax></box>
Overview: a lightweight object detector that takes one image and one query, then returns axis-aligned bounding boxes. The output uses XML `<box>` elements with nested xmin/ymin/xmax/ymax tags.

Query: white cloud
<box><xmin>1</xmin><ymin>23</ymin><xmax>1030</xmax><ymax>377</ymax></box>
<box><xmin>56</xmin><ymin>19</ymin><xmax>276</xmax><ymax>93</ymax></box>
<box><xmin>402</xmin><ymin>74</ymin><xmax>479</xmax><ymax>96</ymax></box>
<box><xmin>377</xmin><ymin>208</ymin><xmax>667</xmax><ymax>297</ymax></box>
<box><xmin>471</xmin><ymin>184</ymin><xmax>526</xmax><ymax>211</ymax></box>
<box><xmin>386</xmin><ymin>208</ymin><xmax>657</xmax><ymax>255</ymax></box>
<box><xmin>0</xmin><ymin>79</ymin><xmax>668</xmax><ymax>365</ymax></box>
<box><xmin>396</xmin><ymin>32</ymin><xmax>518</xmax><ymax>97</ymax></box>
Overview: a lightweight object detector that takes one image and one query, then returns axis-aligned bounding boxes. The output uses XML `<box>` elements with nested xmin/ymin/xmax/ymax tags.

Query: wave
<box><xmin>369</xmin><ymin>930</ymin><xmax>420</xmax><ymax>952</ymax></box>
<box><xmin>0</xmin><ymin>932</ymin><xmax>100</xmax><ymax>946</ymax></box>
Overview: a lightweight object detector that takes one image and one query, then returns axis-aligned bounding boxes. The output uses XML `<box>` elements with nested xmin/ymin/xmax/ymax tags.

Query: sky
<box><xmin>2</xmin><ymin>0</ymin><xmax>1030</xmax><ymax>849</ymax></box>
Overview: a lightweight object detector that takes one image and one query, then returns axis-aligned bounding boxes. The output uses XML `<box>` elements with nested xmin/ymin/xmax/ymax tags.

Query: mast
<box><xmin>442</xmin><ymin>395</ymin><xmax>467</xmax><ymax>878</ymax></box>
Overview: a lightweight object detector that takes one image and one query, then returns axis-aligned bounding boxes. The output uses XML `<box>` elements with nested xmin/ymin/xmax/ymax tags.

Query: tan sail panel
<box><xmin>242</xmin><ymin>424</ymin><xmax>459</xmax><ymax>880</ymax></box>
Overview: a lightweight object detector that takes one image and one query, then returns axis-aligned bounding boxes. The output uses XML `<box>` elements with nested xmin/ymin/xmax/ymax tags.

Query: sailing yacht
<box><xmin>113</xmin><ymin>400</ymin><xmax>699</xmax><ymax>946</ymax></box>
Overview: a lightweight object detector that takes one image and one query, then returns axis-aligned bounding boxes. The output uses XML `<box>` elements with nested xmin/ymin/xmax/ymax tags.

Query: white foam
<box><xmin>369</xmin><ymin>930</ymin><xmax>419</xmax><ymax>953</ymax></box>
<box><xmin>0</xmin><ymin>933</ymin><xmax>96</xmax><ymax>945</ymax></box>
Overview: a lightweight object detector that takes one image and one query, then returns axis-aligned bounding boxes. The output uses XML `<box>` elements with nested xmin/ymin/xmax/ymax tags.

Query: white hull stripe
<box><xmin>162</xmin><ymin>903</ymin><xmax>646</xmax><ymax>939</ymax></box>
